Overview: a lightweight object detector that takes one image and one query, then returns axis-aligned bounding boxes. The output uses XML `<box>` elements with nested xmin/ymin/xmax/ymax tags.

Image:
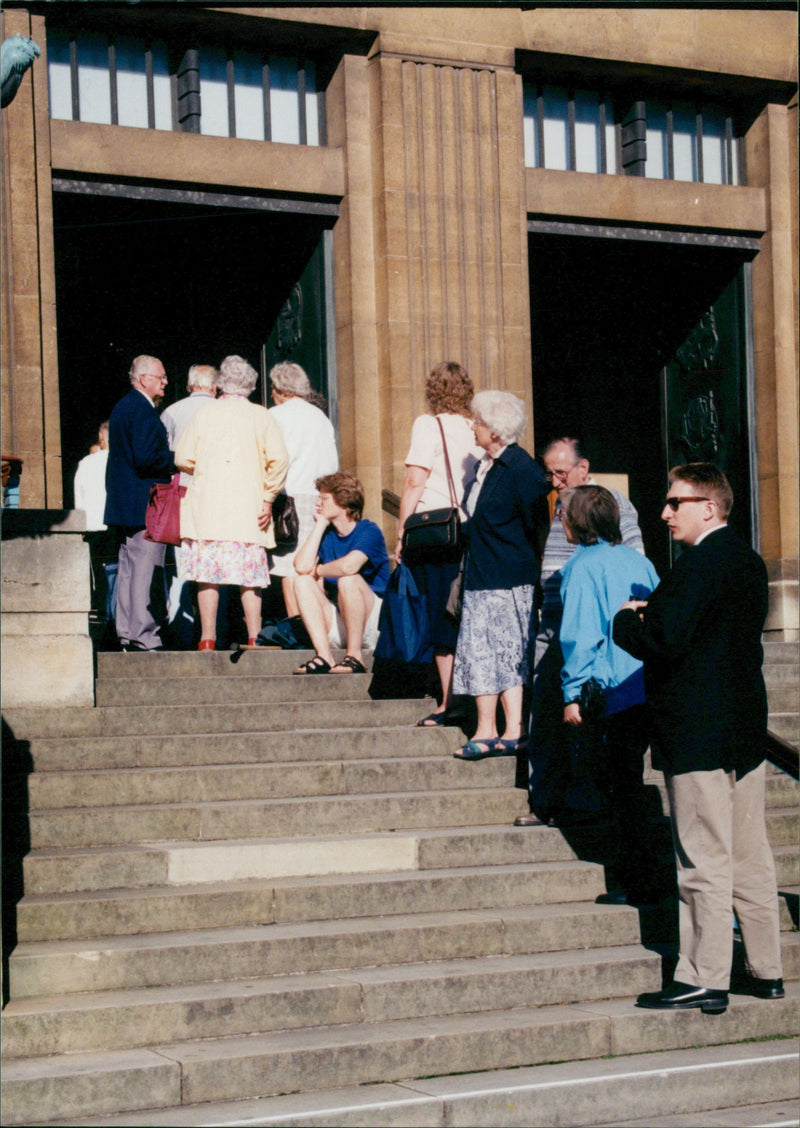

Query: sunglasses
<box><xmin>664</xmin><ymin>496</ymin><xmax>711</xmax><ymax>511</ymax></box>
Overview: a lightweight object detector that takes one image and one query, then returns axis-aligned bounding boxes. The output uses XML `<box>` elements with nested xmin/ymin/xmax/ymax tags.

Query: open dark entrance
<box><xmin>528</xmin><ymin>226</ymin><xmax>758</xmax><ymax>576</ymax></box>
<box><xmin>53</xmin><ymin>186</ymin><xmax>336</xmax><ymax>507</ymax></box>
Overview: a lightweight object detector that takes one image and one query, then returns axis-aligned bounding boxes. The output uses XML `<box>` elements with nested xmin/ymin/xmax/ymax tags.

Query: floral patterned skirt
<box><xmin>178</xmin><ymin>539</ymin><xmax>269</xmax><ymax>587</ymax></box>
<box><xmin>452</xmin><ymin>584</ymin><xmax>536</xmax><ymax>696</ymax></box>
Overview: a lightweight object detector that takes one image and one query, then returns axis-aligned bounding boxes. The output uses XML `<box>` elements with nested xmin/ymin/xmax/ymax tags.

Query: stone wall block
<box><xmin>1</xmin><ymin>512</ymin><xmax>94</xmax><ymax>707</ymax></box>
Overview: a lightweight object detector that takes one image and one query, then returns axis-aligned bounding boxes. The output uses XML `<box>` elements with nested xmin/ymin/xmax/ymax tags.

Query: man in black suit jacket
<box><xmin>614</xmin><ymin>463</ymin><xmax>783</xmax><ymax>1014</ymax></box>
<box><xmin>104</xmin><ymin>355</ymin><xmax>175</xmax><ymax>651</ymax></box>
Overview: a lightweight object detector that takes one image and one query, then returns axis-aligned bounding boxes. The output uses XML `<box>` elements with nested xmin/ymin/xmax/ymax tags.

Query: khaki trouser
<box><xmin>667</xmin><ymin>761</ymin><xmax>783</xmax><ymax>991</ymax></box>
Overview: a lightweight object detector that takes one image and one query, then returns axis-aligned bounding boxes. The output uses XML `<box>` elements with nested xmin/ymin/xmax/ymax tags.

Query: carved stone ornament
<box><xmin>675</xmin><ymin>309</ymin><xmax>720</xmax><ymax>373</ymax></box>
<box><xmin>680</xmin><ymin>389</ymin><xmax>721</xmax><ymax>459</ymax></box>
<box><xmin>277</xmin><ymin>284</ymin><xmax>303</xmax><ymax>353</ymax></box>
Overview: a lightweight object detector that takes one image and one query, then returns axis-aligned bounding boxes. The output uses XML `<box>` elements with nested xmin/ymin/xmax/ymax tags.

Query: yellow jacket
<box><xmin>175</xmin><ymin>395</ymin><xmax>288</xmax><ymax>548</ymax></box>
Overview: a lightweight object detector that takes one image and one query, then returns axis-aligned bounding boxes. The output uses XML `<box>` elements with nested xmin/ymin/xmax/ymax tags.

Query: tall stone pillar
<box><xmin>746</xmin><ymin>103</ymin><xmax>799</xmax><ymax>638</ymax></box>
<box><xmin>1</xmin><ymin>9</ymin><xmax>61</xmax><ymax>508</ymax></box>
<box><xmin>327</xmin><ymin>48</ymin><xmax>530</xmax><ymax>534</ymax></box>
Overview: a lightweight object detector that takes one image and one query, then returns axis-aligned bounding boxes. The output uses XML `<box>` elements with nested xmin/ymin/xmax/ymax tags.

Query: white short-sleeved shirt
<box><xmin>73</xmin><ymin>449</ymin><xmax>109</xmax><ymax>531</ymax></box>
<box><xmin>269</xmin><ymin>397</ymin><xmax>339</xmax><ymax>496</ymax></box>
<box><xmin>405</xmin><ymin>413</ymin><xmax>481</xmax><ymax>514</ymax></box>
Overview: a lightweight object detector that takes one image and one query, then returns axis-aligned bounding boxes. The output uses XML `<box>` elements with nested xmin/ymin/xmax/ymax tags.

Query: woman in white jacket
<box><xmin>175</xmin><ymin>355</ymin><xmax>288</xmax><ymax>650</ymax></box>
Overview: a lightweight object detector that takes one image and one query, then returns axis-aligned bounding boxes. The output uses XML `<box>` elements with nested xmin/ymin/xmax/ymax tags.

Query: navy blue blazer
<box><xmin>613</xmin><ymin>525</ymin><xmax>768</xmax><ymax>778</ymax></box>
<box><xmin>462</xmin><ymin>443</ymin><xmax>550</xmax><ymax>592</ymax></box>
<box><xmin>104</xmin><ymin>388</ymin><xmax>175</xmax><ymax>529</ymax></box>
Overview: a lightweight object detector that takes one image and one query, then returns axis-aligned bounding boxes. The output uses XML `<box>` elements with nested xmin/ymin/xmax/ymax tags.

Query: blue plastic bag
<box><xmin>374</xmin><ymin>563</ymin><xmax>433</xmax><ymax>665</ymax></box>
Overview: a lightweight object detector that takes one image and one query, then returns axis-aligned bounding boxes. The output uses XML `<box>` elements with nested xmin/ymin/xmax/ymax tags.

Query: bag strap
<box><xmin>436</xmin><ymin>416</ymin><xmax>459</xmax><ymax>510</ymax></box>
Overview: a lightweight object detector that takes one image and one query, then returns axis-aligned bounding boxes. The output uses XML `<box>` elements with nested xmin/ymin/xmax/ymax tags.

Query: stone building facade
<box><xmin>2</xmin><ymin>4</ymin><xmax>797</xmax><ymax>635</ymax></box>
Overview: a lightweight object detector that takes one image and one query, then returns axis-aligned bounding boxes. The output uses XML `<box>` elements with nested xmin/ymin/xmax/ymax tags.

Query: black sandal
<box><xmin>330</xmin><ymin>655</ymin><xmax>367</xmax><ymax>674</ymax></box>
<box><xmin>293</xmin><ymin>655</ymin><xmax>331</xmax><ymax>675</ymax></box>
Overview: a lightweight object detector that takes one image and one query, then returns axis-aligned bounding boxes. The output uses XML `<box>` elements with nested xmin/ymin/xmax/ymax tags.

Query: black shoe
<box><xmin>636</xmin><ymin>981</ymin><xmax>728</xmax><ymax>1014</ymax></box>
<box><xmin>596</xmin><ymin>887</ymin><xmax>664</xmax><ymax>908</ymax></box>
<box><xmin>745</xmin><ymin>976</ymin><xmax>785</xmax><ymax>999</ymax></box>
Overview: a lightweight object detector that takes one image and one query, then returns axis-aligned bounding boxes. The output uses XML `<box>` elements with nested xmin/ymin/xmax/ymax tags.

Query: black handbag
<box><xmin>272</xmin><ymin>493</ymin><xmax>299</xmax><ymax>548</ymax></box>
<box><xmin>401</xmin><ymin>418</ymin><xmax>463</xmax><ymax>565</ymax></box>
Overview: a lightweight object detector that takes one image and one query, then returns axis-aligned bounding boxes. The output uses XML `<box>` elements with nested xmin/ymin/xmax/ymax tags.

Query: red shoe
<box><xmin>198</xmin><ymin>639</ymin><xmax>215</xmax><ymax>651</ymax></box>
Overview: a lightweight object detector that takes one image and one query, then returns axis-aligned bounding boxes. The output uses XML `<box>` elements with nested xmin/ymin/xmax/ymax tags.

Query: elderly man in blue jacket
<box><xmin>104</xmin><ymin>355</ymin><xmax>175</xmax><ymax>651</ymax></box>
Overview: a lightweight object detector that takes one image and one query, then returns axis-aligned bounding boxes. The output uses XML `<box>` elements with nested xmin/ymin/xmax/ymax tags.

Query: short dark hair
<box><xmin>669</xmin><ymin>462</ymin><xmax>733</xmax><ymax>518</ymax></box>
<box><xmin>315</xmin><ymin>471</ymin><xmax>364</xmax><ymax>520</ymax></box>
<box><xmin>564</xmin><ymin>485</ymin><xmax>621</xmax><ymax>546</ymax></box>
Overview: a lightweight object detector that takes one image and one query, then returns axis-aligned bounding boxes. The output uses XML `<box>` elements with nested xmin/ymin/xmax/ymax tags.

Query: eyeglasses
<box><xmin>664</xmin><ymin>496</ymin><xmax>711</xmax><ymax>511</ymax></box>
<box><xmin>547</xmin><ymin>460</ymin><xmax>580</xmax><ymax>483</ymax></box>
<box><xmin>141</xmin><ymin>372</ymin><xmax>167</xmax><ymax>382</ymax></box>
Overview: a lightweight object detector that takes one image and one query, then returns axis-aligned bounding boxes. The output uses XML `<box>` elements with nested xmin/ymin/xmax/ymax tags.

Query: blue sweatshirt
<box><xmin>560</xmin><ymin>540</ymin><xmax>660</xmax><ymax>715</ymax></box>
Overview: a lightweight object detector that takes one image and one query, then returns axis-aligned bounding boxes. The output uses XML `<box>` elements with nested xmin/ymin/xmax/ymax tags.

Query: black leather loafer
<box><xmin>636</xmin><ymin>981</ymin><xmax>728</xmax><ymax>1014</ymax></box>
<box><xmin>746</xmin><ymin>976</ymin><xmax>785</xmax><ymax>999</ymax></box>
<box><xmin>514</xmin><ymin>812</ymin><xmax>547</xmax><ymax>827</ymax></box>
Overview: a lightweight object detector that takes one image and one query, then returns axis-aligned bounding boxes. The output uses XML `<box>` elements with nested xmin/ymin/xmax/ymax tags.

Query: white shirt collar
<box><xmin>134</xmin><ymin>385</ymin><xmax>155</xmax><ymax>407</ymax></box>
<box><xmin>694</xmin><ymin>522</ymin><xmax>728</xmax><ymax>546</ymax></box>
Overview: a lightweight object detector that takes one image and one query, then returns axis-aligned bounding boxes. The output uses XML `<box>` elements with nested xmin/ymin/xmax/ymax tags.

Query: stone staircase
<box><xmin>1</xmin><ymin>645</ymin><xmax>797</xmax><ymax>1127</ymax></box>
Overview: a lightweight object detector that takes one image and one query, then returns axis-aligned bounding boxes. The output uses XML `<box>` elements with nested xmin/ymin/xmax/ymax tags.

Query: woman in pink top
<box><xmin>395</xmin><ymin>362</ymin><xmax>482</xmax><ymax>726</ymax></box>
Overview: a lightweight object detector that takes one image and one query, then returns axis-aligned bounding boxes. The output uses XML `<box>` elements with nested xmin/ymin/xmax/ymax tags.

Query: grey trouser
<box><xmin>115</xmin><ymin>528</ymin><xmax>166</xmax><ymax>650</ymax></box>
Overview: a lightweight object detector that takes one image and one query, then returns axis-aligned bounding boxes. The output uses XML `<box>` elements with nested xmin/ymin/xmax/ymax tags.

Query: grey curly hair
<box><xmin>217</xmin><ymin>355</ymin><xmax>258</xmax><ymax>396</ymax></box>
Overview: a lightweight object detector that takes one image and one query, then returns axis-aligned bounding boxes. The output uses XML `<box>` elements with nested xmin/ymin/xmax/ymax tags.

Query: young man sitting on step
<box><xmin>290</xmin><ymin>472</ymin><xmax>390</xmax><ymax>675</ymax></box>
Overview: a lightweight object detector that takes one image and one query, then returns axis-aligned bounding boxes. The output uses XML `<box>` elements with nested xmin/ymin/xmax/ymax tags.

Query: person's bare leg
<box><xmin>499</xmin><ymin>684</ymin><xmax>524</xmax><ymax>741</ymax></box>
<box><xmin>282</xmin><ymin>576</ymin><xmax>299</xmax><ymax>618</ymax></box>
<box><xmin>197</xmin><ymin>584</ymin><xmax>219</xmax><ymax>642</ymax></box>
<box><xmin>335</xmin><ymin>574</ymin><xmax>373</xmax><ymax>665</ymax></box>
<box><xmin>240</xmin><ymin>587</ymin><xmax>262</xmax><ymax>641</ymax></box>
<box><xmin>472</xmin><ymin>694</ymin><xmax>500</xmax><ymax>742</ymax></box>
<box><xmin>293</xmin><ymin>574</ymin><xmax>335</xmax><ymax>665</ymax></box>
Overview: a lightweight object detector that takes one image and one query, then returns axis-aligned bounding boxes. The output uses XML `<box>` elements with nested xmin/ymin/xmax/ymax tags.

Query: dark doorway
<box><xmin>52</xmin><ymin>189</ymin><xmax>334</xmax><ymax>507</ymax></box>
<box><xmin>529</xmin><ymin>229</ymin><xmax>756</xmax><ymax>576</ymax></box>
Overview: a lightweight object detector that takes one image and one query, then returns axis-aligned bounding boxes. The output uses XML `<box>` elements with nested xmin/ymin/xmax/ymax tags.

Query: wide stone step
<box><xmin>15</xmin><ymin>859</ymin><xmax>608</xmax><ymax>942</ymax></box>
<box><xmin>23</xmin><ymin>803</ymin><xmax>791</xmax><ymax>898</ymax></box>
<box><xmin>2</xmin><ymin>697</ymin><xmax>432</xmax><ymax>738</ymax></box>
<box><xmin>765</xmin><ymin>684</ymin><xmax>800</xmax><ymax>712</ymax></box>
<box><xmin>15</xmin><ymin>725</ymin><xmax>458</xmax><ymax>772</ymax></box>
<box><xmin>94</xmin><ymin>649</ymin><xmax>370</xmax><ymax>679</ymax></box>
<box><xmin>25</xmin><ymin>754</ymin><xmax>518</xmax><ymax>811</ymax></box>
<box><xmin>26</xmin><ymin>787</ymin><xmax>528</xmax><ymax>849</ymax></box>
<box><xmin>95</xmin><ymin>674</ymin><xmax>377</xmax><ymax>707</ymax></box>
<box><xmin>4</xmin><ymin>994</ymin><xmax>796</xmax><ymax>1125</ymax></box>
<box><xmin>21</xmin><ymin>821</ymin><xmax>599</xmax><ymax>895</ymax></box>
<box><xmin>769</xmin><ymin>713</ymin><xmax>799</xmax><ymax>746</ymax></box>
<box><xmin>7</xmin><ymin>900</ymin><xmax>646</xmax><ymax>998</ymax></box>
<box><xmin>30</xmin><ymin>1037</ymin><xmax>800</xmax><ymax>1128</ymax></box>
<box><xmin>1</xmin><ymin>944</ymin><xmax>663</xmax><ymax>1057</ymax></box>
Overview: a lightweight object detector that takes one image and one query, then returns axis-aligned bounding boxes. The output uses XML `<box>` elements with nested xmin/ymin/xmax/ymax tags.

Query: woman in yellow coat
<box><xmin>175</xmin><ymin>355</ymin><xmax>288</xmax><ymax>649</ymax></box>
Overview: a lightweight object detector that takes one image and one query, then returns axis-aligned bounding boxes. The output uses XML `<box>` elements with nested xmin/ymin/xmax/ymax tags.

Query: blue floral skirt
<box><xmin>452</xmin><ymin>584</ymin><xmax>536</xmax><ymax>696</ymax></box>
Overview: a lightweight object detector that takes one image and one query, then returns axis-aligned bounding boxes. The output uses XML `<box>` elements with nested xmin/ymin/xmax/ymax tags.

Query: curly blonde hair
<box><xmin>424</xmin><ymin>362</ymin><xmax>474</xmax><ymax>416</ymax></box>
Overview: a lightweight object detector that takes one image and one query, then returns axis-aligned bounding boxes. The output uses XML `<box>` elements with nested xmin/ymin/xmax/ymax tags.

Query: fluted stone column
<box><xmin>747</xmin><ymin>103</ymin><xmax>799</xmax><ymax>638</ymax></box>
<box><xmin>327</xmin><ymin>48</ymin><xmax>531</xmax><ymax>534</ymax></box>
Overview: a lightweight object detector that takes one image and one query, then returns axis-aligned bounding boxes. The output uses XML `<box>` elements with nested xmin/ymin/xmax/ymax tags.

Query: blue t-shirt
<box><xmin>318</xmin><ymin>519</ymin><xmax>390</xmax><ymax>601</ymax></box>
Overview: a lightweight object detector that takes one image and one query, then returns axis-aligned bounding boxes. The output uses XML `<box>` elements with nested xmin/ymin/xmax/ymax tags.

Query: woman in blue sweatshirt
<box><xmin>559</xmin><ymin>485</ymin><xmax>663</xmax><ymax>904</ymax></box>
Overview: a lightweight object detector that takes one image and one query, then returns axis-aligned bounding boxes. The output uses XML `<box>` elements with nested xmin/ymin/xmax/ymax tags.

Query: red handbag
<box><xmin>144</xmin><ymin>474</ymin><xmax>186</xmax><ymax>546</ymax></box>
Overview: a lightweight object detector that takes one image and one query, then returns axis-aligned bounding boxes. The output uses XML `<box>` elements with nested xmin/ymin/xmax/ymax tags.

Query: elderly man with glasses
<box><xmin>104</xmin><ymin>355</ymin><xmax>175</xmax><ymax>651</ymax></box>
<box><xmin>613</xmin><ymin>462</ymin><xmax>783</xmax><ymax>1013</ymax></box>
<box><xmin>516</xmin><ymin>437</ymin><xmax>645</xmax><ymax>829</ymax></box>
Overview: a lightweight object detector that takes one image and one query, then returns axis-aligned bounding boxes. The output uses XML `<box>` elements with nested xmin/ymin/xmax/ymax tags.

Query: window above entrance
<box><xmin>47</xmin><ymin>30</ymin><xmax>324</xmax><ymax>146</ymax></box>
<box><xmin>523</xmin><ymin>83</ymin><xmax>743</xmax><ymax>185</ymax></box>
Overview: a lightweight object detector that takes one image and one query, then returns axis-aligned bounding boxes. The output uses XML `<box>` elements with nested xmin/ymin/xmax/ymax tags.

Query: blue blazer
<box><xmin>104</xmin><ymin>389</ymin><xmax>175</xmax><ymax>529</ymax></box>
<box><xmin>462</xmin><ymin>443</ymin><xmax>550</xmax><ymax>592</ymax></box>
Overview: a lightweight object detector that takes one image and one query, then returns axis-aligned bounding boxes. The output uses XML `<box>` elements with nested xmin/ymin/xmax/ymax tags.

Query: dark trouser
<box><xmin>603</xmin><ymin>704</ymin><xmax>654</xmax><ymax>895</ymax></box>
<box><xmin>528</xmin><ymin>624</ymin><xmax>605</xmax><ymax>816</ymax></box>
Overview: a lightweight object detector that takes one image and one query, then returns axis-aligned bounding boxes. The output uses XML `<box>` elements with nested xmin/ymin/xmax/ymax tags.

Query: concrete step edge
<box><xmin>26</xmin><ymin>1037</ymin><xmax>800</xmax><ymax>1128</ymax></box>
<box><xmin>3</xmin><ymin>1003</ymin><xmax>797</xmax><ymax>1127</ymax></box>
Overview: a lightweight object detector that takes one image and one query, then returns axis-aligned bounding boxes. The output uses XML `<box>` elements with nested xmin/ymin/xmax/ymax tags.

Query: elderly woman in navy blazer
<box><xmin>452</xmin><ymin>390</ymin><xmax>550</xmax><ymax>760</ymax></box>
